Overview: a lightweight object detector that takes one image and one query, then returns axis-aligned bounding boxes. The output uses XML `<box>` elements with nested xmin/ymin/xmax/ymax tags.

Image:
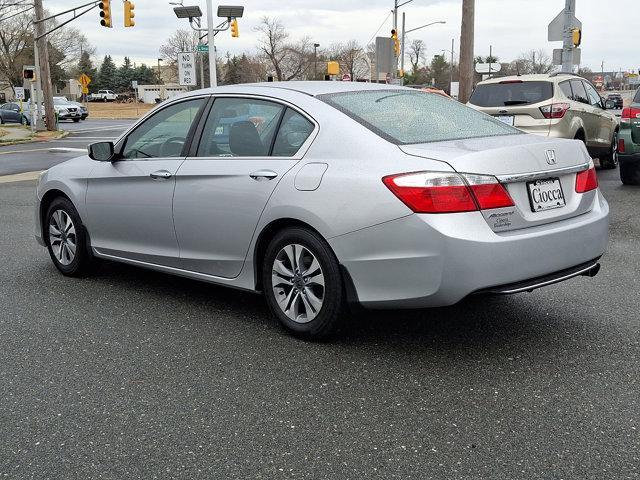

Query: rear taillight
<box><xmin>382</xmin><ymin>172</ymin><xmax>514</xmax><ymax>214</ymax></box>
<box><xmin>618</xmin><ymin>138</ymin><xmax>626</xmax><ymax>154</ymax></box>
<box><xmin>575</xmin><ymin>166</ymin><xmax>598</xmax><ymax>193</ymax></box>
<box><xmin>621</xmin><ymin>107</ymin><xmax>640</xmax><ymax>124</ymax></box>
<box><xmin>540</xmin><ymin>103</ymin><xmax>570</xmax><ymax>119</ymax></box>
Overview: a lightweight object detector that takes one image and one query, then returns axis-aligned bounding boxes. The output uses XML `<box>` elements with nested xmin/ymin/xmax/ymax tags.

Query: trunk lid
<box><xmin>399</xmin><ymin>134</ymin><xmax>596</xmax><ymax>232</ymax></box>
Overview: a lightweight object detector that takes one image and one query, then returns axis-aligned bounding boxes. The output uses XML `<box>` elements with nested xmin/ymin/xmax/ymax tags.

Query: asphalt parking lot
<box><xmin>0</xmin><ymin>167</ymin><xmax>638</xmax><ymax>479</ymax></box>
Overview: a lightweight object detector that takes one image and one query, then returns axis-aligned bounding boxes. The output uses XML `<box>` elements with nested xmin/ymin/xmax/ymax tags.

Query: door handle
<box><xmin>150</xmin><ymin>170</ymin><xmax>173</xmax><ymax>180</ymax></box>
<box><xmin>249</xmin><ymin>170</ymin><xmax>278</xmax><ymax>181</ymax></box>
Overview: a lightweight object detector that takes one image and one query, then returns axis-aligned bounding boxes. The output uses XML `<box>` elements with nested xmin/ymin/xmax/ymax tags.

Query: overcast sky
<box><xmin>45</xmin><ymin>0</ymin><xmax>639</xmax><ymax>73</ymax></box>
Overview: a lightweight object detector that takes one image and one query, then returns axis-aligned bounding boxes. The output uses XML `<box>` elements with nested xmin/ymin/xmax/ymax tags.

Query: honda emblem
<box><xmin>545</xmin><ymin>150</ymin><xmax>557</xmax><ymax>165</ymax></box>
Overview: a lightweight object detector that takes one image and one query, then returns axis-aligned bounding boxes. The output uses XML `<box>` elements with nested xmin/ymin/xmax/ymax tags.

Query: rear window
<box><xmin>469</xmin><ymin>81</ymin><xmax>553</xmax><ymax>107</ymax></box>
<box><xmin>318</xmin><ymin>89</ymin><xmax>521</xmax><ymax>145</ymax></box>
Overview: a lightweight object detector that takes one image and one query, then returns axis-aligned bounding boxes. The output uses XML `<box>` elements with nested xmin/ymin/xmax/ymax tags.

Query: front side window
<box><xmin>320</xmin><ymin>89</ymin><xmax>521</xmax><ymax>145</ymax></box>
<box><xmin>121</xmin><ymin>98</ymin><xmax>205</xmax><ymax>159</ymax></box>
<box><xmin>197</xmin><ymin>97</ymin><xmax>284</xmax><ymax>157</ymax></box>
<box><xmin>583</xmin><ymin>82</ymin><xmax>602</xmax><ymax>107</ymax></box>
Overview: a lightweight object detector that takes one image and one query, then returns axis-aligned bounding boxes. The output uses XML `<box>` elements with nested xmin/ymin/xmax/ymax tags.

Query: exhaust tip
<box><xmin>582</xmin><ymin>263</ymin><xmax>601</xmax><ymax>278</ymax></box>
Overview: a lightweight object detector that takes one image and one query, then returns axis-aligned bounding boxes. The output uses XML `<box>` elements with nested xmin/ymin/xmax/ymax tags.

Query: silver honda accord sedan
<box><xmin>35</xmin><ymin>82</ymin><xmax>609</xmax><ymax>339</ymax></box>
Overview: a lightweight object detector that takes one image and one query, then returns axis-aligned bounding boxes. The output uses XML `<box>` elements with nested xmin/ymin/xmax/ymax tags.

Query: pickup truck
<box><xmin>89</xmin><ymin>90</ymin><xmax>118</xmax><ymax>102</ymax></box>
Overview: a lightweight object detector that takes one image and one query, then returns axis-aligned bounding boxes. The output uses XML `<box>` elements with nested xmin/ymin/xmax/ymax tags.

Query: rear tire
<box><xmin>620</xmin><ymin>160</ymin><xmax>640</xmax><ymax>185</ymax></box>
<box><xmin>262</xmin><ymin>227</ymin><xmax>345</xmax><ymax>340</ymax></box>
<box><xmin>600</xmin><ymin>132</ymin><xmax>619</xmax><ymax>170</ymax></box>
<box><xmin>73</xmin><ymin>118</ymin><xmax>80</xmax><ymax>123</ymax></box>
<box><xmin>45</xmin><ymin>197</ymin><xmax>94</xmax><ymax>277</ymax></box>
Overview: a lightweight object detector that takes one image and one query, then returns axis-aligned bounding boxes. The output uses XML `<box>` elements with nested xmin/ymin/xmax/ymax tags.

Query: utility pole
<box><xmin>458</xmin><ymin>0</ymin><xmax>475</xmax><ymax>103</ymax></box>
<box><xmin>449</xmin><ymin>38</ymin><xmax>454</xmax><ymax>95</ymax></box>
<box><xmin>34</xmin><ymin>0</ymin><xmax>56</xmax><ymax>131</ymax></box>
<box><xmin>561</xmin><ymin>0</ymin><xmax>576</xmax><ymax>72</ymax></box>
<box><xmin>400</xmin><ymin>12</ymin><xmax>406</xmax><ymax>84</ymax></box>
<box><xmin>206</xmin><ymin>0</ymin><xmax>218</xmax><ymax>87</ymax></box>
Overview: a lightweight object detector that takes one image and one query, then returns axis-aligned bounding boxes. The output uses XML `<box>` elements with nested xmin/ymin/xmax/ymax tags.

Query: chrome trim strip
<box><xmin>496</xmin><ymin>162</ymin><xmax>590</xmax><ymax>184</ymax></box>
<box><xmin>489</xmin><ymin>260</ymin><xmax>599</xmax><ymax>294</ymax></box>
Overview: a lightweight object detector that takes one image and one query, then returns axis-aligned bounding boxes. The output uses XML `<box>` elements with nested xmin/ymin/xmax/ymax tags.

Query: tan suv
<box><xmin>468</xmin><ymin>73</ymin><xmax>619</xmax><ymax>169</ymax></box>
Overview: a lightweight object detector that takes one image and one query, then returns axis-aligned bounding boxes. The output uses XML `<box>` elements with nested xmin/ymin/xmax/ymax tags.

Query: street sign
<box><xmin>375</xmin><ymin>37</ymin><xmax>395</xmax><ymax>74</ymax></box>
<box><xmin>475</xmin><ymin>63</ymin><xmax>502</xmax><ymax>74</ymax></box>
<box><xmin>79</xmin><ymin>73</ymin><xmax>91</xmax><ymax>87</ymax></box>
<box><xmin>178</xmin><ymin>52</ymin><xmax>197</xmax><ymax>86</ymax></box>
<box><xmin>342</xmin><ymin>73</ymin><xmax>351</xmax><ymax>82</ymax></box>
<box><xmin>553</xmin><ymin>48</ymin><xmax>581</xmax><ymax>66</ymax></box>
<box><xmin>14</xmin><ymin>87</ymin><xmax>25</xmax><ymax>100</ymax></box>
<box><xmin>548</xmin><ymin>9</ymin><xmax>581</xmax><ymax>42</ymax></box>
<box><xmin>81</xmin><ymin>86</ymin><xmax>89</xmax><ymax>95</ymax></box>
<box><xmin>131</xmin><ymin>80</ymin><xmax>138</xmax><ymax>88</ymax></box>
<box><xmin>196</xmin><ymin>44</ymin><xmax>209</xmax><ymax>53</ymax></box>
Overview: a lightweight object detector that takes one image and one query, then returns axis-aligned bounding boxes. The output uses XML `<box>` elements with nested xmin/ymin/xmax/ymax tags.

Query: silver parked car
<box><xmin>35</xmin><ymin>82</ymin><xmax>609</xmax><ymax>339</ymax></box>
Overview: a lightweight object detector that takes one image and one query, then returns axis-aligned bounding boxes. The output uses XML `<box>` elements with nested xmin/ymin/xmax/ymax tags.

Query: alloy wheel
<box><xmin>49</xmin><ymin>209</ymin><xmax>77</xmax><ymax>266</ymax></box>
<box><xmin>271</xmin><ymin>244</ymin><xmax>325</xmax><ymax>324</ymax></box>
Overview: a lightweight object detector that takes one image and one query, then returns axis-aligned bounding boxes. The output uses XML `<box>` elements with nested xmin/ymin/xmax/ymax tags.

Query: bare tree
<box><xmin>513</xmin><ymin>49</ymin><xmax>555</xmax><ymax>75</ymax></box>
<box><xmin>0</xmin><ymin>7</ymin><xmax>33</xmax><ymax>90</ymax></box>
<box><xmin>407</xmin><ymin>39</ymin><xmax>426</xmax><ymax>75</ymax></box>
<box><xmin>254</xmin><ymin>16</ymin><xmax>312</xmax><ymax>81</ymax></box>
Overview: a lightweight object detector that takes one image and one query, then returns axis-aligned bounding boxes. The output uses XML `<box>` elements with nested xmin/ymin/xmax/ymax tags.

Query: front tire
<box><xmin>262</xmin><ymin>228</ymin><xmax>345</xmax><ymax>340</ymax></box>
<box><xmin>45</xmin><ymin>197</ymin><xmax>94</xmax><ymax>276</ymax></box>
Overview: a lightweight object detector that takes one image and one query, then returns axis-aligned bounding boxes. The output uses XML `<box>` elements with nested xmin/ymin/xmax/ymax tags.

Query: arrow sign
<box><xmin>548</xmin><ymin>9</ymin><xmax>581</xmax><ymax>41</ymax></box>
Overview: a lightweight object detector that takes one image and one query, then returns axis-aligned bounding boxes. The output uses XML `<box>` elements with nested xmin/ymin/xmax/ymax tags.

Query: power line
<box><xmin>365</xmin><ymin>10</ymin><xmax>392</xmax><ymax>47</ymax></box>
<box><xmin>0</xmin><ymin>5</ymin><xmax>34</xmax><ymax>23</ymax></box>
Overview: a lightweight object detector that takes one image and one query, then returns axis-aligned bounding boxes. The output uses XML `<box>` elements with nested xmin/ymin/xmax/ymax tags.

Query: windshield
<box><xmin>318</xmin><ymin>89</ymin><xmax>521</xmax><ymax>145</ymax></box>
<box><xmin>469</xmin><ymin>81</ymin><xmax>554</xmax><ymax>107</ymax></box>
<box><xmin>53</xmin><ymin>98</ymin><xmax>71</xmax><ymax>105</ymax></box>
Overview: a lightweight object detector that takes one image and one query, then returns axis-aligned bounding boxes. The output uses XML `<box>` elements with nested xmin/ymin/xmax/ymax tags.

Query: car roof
<box><xmin>184</xmin><ymin>81</ymin><xmax>407</xmax><ymax>98</ymax></box>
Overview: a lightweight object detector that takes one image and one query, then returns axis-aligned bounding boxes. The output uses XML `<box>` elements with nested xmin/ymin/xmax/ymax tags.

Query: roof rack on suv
<box><xmin>549</xmin><ymin>71</ymin><xmax>579</xmax><ymax>78</ymax></box>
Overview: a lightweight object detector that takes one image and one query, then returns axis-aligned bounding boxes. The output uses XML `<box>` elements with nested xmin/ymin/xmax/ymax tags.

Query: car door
<box><xmin>173</xmin><ymin>96</ymin><xmax>317</xmax><ymax>278</ymax></box>
<box><xmin>583</xmin><ymin>80</ymin><xmax>614</xmax><ymax>148</ymax></box>
<box><xmin>5</xmin><ymin>103</ymin><xmax>21</xmax><ymax>123</ymax></box>
<box><xmin>85</xmin><ymin>97</ymin><xmax>207</xmax><ymax>267</ymax></box>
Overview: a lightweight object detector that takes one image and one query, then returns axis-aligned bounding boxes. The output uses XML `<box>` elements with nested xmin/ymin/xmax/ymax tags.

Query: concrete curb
<box><xmin>0</xmin><ymin>130</ymin><xmax>69</xmax><ymax>147</ymax></box>
<box><xmin>0</xmin><ymin>170</ymin><xmax>42</xmax><ymax>184</ymax></box>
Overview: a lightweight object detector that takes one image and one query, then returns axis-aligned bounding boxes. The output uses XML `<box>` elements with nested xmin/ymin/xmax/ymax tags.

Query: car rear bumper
<box><xmin>330</xmin><ymin>192</ymin><xmax>609</xmax><ymax>309</ymax></box>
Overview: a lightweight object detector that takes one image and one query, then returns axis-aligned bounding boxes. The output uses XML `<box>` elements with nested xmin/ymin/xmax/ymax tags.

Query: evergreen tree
<box><xmin>115</xmin><ymin>56</ymin><xmax>134</xmax><ymax>91</ymax></box>
<box><xmin>223</xmin><ymin>54</ymin><xmax>241</xmax><ymax>85</ymax></box>
<box><xmin>74</xmin><ymin>51</ymin><xmax>97</xmax><ymax>92</ymax></box>
<box><xmin>133</xmin><ymin>64</ymin><xmax>156</xmax><ymax>85</ymax></box>
<box><xmin>95</xmin><ymin>55</ymin><xmax>117</xmax><ymax>90</ymax></box>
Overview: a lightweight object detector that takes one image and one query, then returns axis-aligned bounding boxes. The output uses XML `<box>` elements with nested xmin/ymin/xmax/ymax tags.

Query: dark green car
<box><xmin>619</xmin><ymin>88</ymin><xmax>640</xmax><ymax>185</ymax></box>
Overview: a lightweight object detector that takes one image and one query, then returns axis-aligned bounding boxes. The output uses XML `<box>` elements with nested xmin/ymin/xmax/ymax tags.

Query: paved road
<box><xmin>0</xmin><ymin>119</ymin><xmax>134</xmax><ymax>176</ymax></box>
<box><xmin>0</xmin><ymin>167</ymin><xmax>638</xmax><ymax>479</ymax></box>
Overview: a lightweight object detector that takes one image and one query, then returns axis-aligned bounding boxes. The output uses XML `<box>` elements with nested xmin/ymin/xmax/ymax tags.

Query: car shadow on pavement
<box><xmin>80</xmin><ymin>259</ymin><xmax>589</xmax><ymax>357</ymax></box>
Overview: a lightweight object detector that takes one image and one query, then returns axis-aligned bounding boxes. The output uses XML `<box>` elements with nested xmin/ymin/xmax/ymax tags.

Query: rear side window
<box><xmin>272</xmin><ymin>108</ymin><xmax>314</xmax><ymax>157</ymax></box>
<box><xmin>469</xmin><ymin>81</ymin><xmax>553</xmax><ymax>107</ymax></box>
<box><xmin>559</xmin><ymin>81</ymin><xmax>573</xmax><ymax>99</ymax></box>
<box><xmin>197</xmin><ymin>97</ymin><xmax>285</xmax><ymax>157</ymax></box>
<box><xmin>569</xmin><ymin>80</ymin><xmax>589</xmax><ymax>104</ymax></box>
<box><xmin>319</xmin><ymin>89</ymin><xmax>521</xmax><ymax>145</ymax></box>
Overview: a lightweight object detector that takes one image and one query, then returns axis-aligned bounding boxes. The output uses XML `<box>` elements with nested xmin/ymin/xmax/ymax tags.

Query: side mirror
<box><xmin>604</xmin><ymin>100</ymin><xmax>615</xmax><ymax>110</ymax></box>
<box><xmin>88</xmin><ymin>141</ymin><xmax>115</xmax><ymax>161</ymax></box>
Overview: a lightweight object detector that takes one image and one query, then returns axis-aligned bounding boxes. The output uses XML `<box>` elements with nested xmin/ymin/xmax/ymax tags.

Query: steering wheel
<box><xmin>159</xmin><ymin>136</ymin><xmax>186</xmax><ymax>157</ymax></box>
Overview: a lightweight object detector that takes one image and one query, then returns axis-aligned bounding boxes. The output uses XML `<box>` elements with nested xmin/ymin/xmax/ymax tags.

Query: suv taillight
<box><xmin>540</xmin><ymin>103</ymin><xmax>570</xmax><ymax>119</ymax></box>
<box><xmin>621</xmin><ymin>107</ymin><xmax>640</xmax><ymax>124</ymax></box>
<box><xmin>382</xmin><ymin>172</ymin><xmax>514</xmax><ymax>214</ymax></box>
<box><xmin>575</xmin><ymin>166</ymin><xmax>598</xmax><ymax>193</ymax></box>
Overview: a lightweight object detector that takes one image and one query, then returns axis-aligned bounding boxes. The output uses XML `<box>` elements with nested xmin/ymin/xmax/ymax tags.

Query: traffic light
<box><xmin>124</xmin><ymin>1</ymin><xmax>135</xmax><ymax>27</ymax></box>
<box><xmin>572</xmin><ymin>28</ymin><xmax>582</xmax><ymax>47</ymax></box>
<box><xmin>23</xmin><ymin>67</ymin><xmax>35</xmax><ymax>81</ymax></box>
<box><xmin>99</xmin><ymin>0</ymin><xmax>112</xmax><ymax>28</ymax></box>
<box><xmin>391</xmin><ymin>29</ymin><xmax>400</xmax><ymax>57</ymax></box>
<box><xmin>230</xmin><ymin>18</ymin><xmax>239</xmax><ymax>37</ymax></box>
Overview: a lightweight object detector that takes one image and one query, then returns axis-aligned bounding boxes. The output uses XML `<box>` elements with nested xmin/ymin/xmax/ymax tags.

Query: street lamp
<box><xmin>313</xmin><ymin>43</ymin><xmax>320</xmax><ymax>80</ymax></box>
<box><xmin>442</xmin><ymin>39</ymin><xmax>455</xmax><ymax>95</ymax></box>
<box><xmin>172</xmin><ymin>2</ymin><xmax>245</xmax><ymax>87</ymax></box>
<box><xmin>400</xmin><ymin>14</ymin><xmax>445</xmax><ymax>85</ymax></box>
